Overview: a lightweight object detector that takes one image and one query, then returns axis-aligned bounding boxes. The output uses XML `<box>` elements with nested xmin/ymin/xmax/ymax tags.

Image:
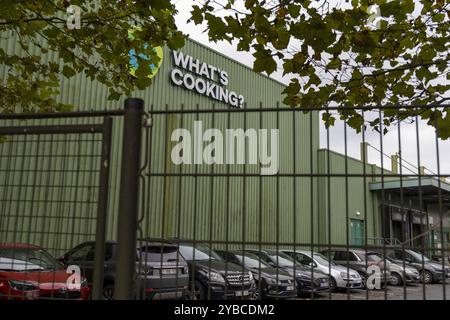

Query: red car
<box><xmin>0</xmin><ymin>243</ymin><xmax>90</xmax><ymax>300</ymax></box>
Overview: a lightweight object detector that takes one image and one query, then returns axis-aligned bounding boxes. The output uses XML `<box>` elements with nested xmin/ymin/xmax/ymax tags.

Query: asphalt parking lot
<box><xmin>305</xmin><ymin>281</ymin><xmax>450</xmax><ymax>300</ymax></box>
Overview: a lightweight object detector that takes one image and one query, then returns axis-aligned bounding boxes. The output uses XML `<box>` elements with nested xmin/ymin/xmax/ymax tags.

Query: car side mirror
<box><xmin>309</xmin><ymin>262</ymin><xmax>317</xmax><ymax>268</ymax></box>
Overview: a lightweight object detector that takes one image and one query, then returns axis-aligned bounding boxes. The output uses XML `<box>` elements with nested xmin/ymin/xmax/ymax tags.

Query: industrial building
<box><xmin>1</xmin><ymin>36</ymin><xmax>449</xmax><ymax>256</ymax></box>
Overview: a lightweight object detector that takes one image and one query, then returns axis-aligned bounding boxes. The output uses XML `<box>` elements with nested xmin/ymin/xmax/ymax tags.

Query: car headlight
<box><xmin>340</xmin><ymin>272</ymin><xmax>349</xmax><ymax>278</ymax></box>
<box><xmin>8</xmin><ymin>280</ymin><xmax>38</xmax><ymax>291</ymax></box>
<box><xmin>248</xmin><ymin>271</ymin><xmax>254</xmax><ymax>281</ymax></box>
<box><xmin>204</xmin><ymin>271</ymin><xmax>225</xmax><ymax>283</ymax></box>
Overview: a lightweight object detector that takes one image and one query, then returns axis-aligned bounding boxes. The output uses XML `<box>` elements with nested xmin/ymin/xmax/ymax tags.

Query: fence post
<box><xmin>92</xmin><ymin>116</ymin><xmax>113</xmax><ymax>300</ymax></box>
<box><xmin>114</xmin><ymin>98</ymin><xmax>144</xmax><ymax>300</ymax></box>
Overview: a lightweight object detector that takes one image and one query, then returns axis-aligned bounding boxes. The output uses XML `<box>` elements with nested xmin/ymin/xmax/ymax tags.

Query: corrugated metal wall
<box><xmin>0</xmin><ymin>34</ymin><xmax>321</xmax><ymax>253</ymax></box>
<box><xmin>317</xmin><ymin>149</ymin><xmax>380</xmax><ymax>245</ymax></box>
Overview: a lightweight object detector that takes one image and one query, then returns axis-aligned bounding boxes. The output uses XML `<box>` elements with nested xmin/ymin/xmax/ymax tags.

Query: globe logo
<box><xmin>128</xmin><ymin>29</ymin><xmax>163</xmax><ymax>79</ymax></box>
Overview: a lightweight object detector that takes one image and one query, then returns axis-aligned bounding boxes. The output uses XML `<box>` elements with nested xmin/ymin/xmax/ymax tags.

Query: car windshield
<box><xmin>235</xmin><ymin>253</ymin><xmax>270</xmax><ymax>269</ymax></box>
<box><xmin>178</xmin><ymin>244</ymin><xmax>222</xmax><ymax>261</ymax></box>
<box><xmin>312</xmin><ymin>253</ymin><xmax>332</xmax><ymax>265</ymax></box>
<box><xmin>409</xmin><ymin>250</ymin><xmax>430</xmax><ymax>262</ymax></box>
<box><xmin>367</xmin><ymin>254</ymin><xmax>383</xmax><ymax>262</ymax></box>
<box><xmin>0</xmin><ymin>248</ymin><xmax>61</xmax><ymax>271</ymax></box>
<box><xmin>268</xmin><ymin>252</ymin><xmax>298</xmax><ymax>268</ymax></box>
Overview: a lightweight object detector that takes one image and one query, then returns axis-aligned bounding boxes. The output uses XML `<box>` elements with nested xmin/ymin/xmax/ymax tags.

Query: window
<box><xmin>236</xmin><ymin>253</ymin><xmax>270</xmax><ymax>269</ymax></box>
<box><xmin>321</xmin><ymin>251</ymin><xmax>334</xmax><ymax>261</ymax></box>
<box><xmin>295</xmin><ymin>253</ymin><xmax>313</xmax><ymax>266</ymax></box>
<box><xmin>349</xmin><ymin>252</ymin><xmax>359</xmax><ymax>261</ymax></box>
<box><xmin>394</xmin><ymin>250</ymin><xmax>405</xmax><ymax>260</ymax></box>
<box><xmin>0</xmin><ymin>248</ymin><xmax>61</xmax><ymax>271</ymax></box>
<box><xmin>178</xmin><ymin>244</ymin><xmax>221</xmax><ymax>261</ymax></box>
<box><xmin>140</xmin><ymin>245</ymin><xmax>183</xmax><ymax>263</ymax></box>
<box><xmin>334</xmin><ymin>251</ymin><xmax>359</xmax><ymax>262</ymax></box>
<box><xmin>260</xmin><ymin>253</ymin><xmax>273</xmax><ymax>264</ymax></box>
<box><xmin>68</xmin><ymin>243</ymin><xmax>93</xmax><ymax>262</ymax></box>
<box><xmin>85</xmin><ymin>248</ymin><xmax>96</xmax><ymax>262</ymax></box>
<box><xmin>367</xmin><ymin>254</ymin><xmax>383</xmax><ymax>262</ymax></box>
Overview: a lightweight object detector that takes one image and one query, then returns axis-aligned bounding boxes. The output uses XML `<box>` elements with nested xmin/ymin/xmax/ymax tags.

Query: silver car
<box><xmin>282</xmin><ymin>249</ymin><xmax>362</xmax><ymax>291</ymax></box>
<box><xmin>367</xmin><ymin>252</ymin><xmax>420</xmax><ymax>286</ymax></box>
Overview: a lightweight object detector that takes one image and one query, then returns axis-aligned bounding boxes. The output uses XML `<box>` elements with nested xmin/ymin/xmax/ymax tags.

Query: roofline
<box><xmin>369</xmin><ymin>178</ymin><xmax>450</xmax><ymax>193</ymax></box>
<box><xmin>318</xmin><ymin>148</ymin><xmax>392</xmax><ymax>173</ymax></box>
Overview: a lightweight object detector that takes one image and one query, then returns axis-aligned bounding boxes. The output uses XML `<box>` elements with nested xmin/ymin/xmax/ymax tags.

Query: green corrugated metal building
<box><xmin>1</xmin><ymin>34</ymin><xmax>449</xmax><ymax>255</ymax></box>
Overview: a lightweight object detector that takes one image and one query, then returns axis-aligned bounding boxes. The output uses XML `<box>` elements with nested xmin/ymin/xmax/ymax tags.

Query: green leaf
<box><xmin>190</xmin><ymin>5</ymin><xmax>204</xmax><ymax>25</ymax></box>
<box><xmin>253</xmin><ymin>50</ymin><xmax>277</xmax><ymax>75</ymax></box>
<box><xmin>62</xmin><ymin>65</ymin><xmax>76</xmax><ymax>78</ymax></box>
<box><xmin>149</xmin><ymin>0</ymin><xmax>172</xmax><ymax>11</ymax></box>
<box><xmin>288</xmin><ymin>4</ymin><xmax>301</xmax><ymax>18</ymax></box>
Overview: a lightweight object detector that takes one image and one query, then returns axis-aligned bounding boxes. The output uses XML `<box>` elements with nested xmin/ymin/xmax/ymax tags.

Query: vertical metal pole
<box><xmin>92</xmin><ymin>116</ymin><xmax>113</xmax><ymax>300</ymax></box>
<box><xmin>114</xmin><ymin>98</ymin><xmax>144</xmax><ymax>300</ymax></box>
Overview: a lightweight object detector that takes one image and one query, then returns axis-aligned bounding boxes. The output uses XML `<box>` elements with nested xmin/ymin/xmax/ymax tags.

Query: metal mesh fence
<box><xmin>0</xmin><ymin>114</ymin><xmax>114</xmax><ymax>300</ymax></box>
<box><xmin>136</xmin><ymin>104</ymin><xmax>450</xmax><ymax>301</ymax></box>
<box><xmin>0</xmin><ymin>102</ymin><xmax>449</xmax><ymax>300</ymax></box>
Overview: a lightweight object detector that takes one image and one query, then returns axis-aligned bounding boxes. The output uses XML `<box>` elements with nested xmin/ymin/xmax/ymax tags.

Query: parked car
<box><xmin>384</xmin><ymin>248</ymin><xmax>450</xmax><ymax>284</ymax></box>
<box><xmin>216</xmin><ymin>250</ymin><xmax>296</xmax><ymax>299</ymax></box>
<box><xmin>173</xmin><ymin>242</ymin><xmax>256</xmax><ymax>300</ymax></box>
<box><xmin>282</xmin><ymin>249</ymin><xmax>362</xmax><ymax>291</ymax></box>
<box><xmin>367</xmin><ymin>252</ymin><xmax>419</xmax><ymax>286</ymax></box>
<box><xmin>320</xmin><ymin>248</ymin><xmax>391</xmax><ymax>288</ymax></box>
<box><xmin>244</xmin><ymin>249</ymin><xmax>330</xmax><ymax>295</ymax></box>
<box><xmin>0</xmin><ymin>257</ymin><xmax>40</xmax><ymax>300</ymax></box>
<box><xmin>0</xmin><ymin>243</ymin><xmax>89</xmax><ymax>300</ymax></box>
<box><xmin>60</xmin><ymin>240</ymin><xmax>189</xmax><ymax>300</ymax></box>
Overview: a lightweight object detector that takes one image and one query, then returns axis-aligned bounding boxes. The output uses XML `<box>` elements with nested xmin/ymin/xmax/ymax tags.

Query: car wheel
<box><xmin>420</xmin><ymin>270</ymin><xmax>433</xmax><ymax>284</ymax></box>
<box><xmin>190</xmin><ymin>281</ymin><xmax>206</xmax><ymax>300</ymax></box>
<box><xmin>390</xmin><ymin>272</ymin><xmax>403</xmax><ymax>286</ymax></box>
<box><xmin>103</xmin><ymin>283</ymin><xmax>115</xmax><ymax>300</ymax></box>
<box><xmin>251</xmin><ymin>289</ymin><xmax>260</xmax><ymax>300</ymax></box>
<box><xmin>329</xmin><ymin>276</ymin><xmax>337</xmax><ymax>292</ymax></box>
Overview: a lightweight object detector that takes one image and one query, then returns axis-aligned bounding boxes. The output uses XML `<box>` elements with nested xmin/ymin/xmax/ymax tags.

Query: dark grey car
<box><xmin>245</xmin><ymin>249</ymin><xmax>330</xmax><ymax>295</ymax></box>
<box><xmin>216</xmin><ymin>250</ymin><xmax>296</xmax><ymax>299</ymax></box>
<box><xmin>384</xmin><ymin>249</ymin><xmax>450</xmax><ymax>284</ymax></box>
<box><xmin>60</xmin><ymin>240</ymin><xmax>189</xmax><ymax>300</ymax></box>
<box><xmin>175</xmin><ymin>242</ymin><xmax>256</xmax><ymax>300</ymax></box>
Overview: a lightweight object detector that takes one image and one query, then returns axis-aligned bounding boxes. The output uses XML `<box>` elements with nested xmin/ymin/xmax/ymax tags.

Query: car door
<box><xmin>333</xmin><ymin>251</ymin><xmax>360</xmax><ymax>269</ymax></box>
<box><xmin>393</xmin><ymin>249</ymin><xmax>415</xmax><ymax>268</ymax></box>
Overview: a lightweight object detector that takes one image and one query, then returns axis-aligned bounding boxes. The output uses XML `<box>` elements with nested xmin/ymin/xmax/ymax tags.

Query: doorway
<box><xmin>350</xmin><ymin>219</ymin><xmax>365</xmax><ymax>246</ymax></box>
<box><xmin>392</xmin><ymin>220</ymin><xmax>403</xmax><ymax>243</ymax></box>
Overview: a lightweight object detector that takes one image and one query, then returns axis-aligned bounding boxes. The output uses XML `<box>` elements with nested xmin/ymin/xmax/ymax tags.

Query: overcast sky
<box><xmin>174</xmin><ymin>1</ymin><xmax>450</xmax><ymax>176</ymax></box>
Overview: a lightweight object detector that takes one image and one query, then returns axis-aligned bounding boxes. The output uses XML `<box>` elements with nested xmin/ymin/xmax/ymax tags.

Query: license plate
<box><xmin>235</xmin><ymin>290</ymin><xmax>249</xmax><ymax>297</ymax></box>
<box><xmin>320</xmin><ymin>282</ymin><xmax>328</xmax><ymax>288</ymax></box>
<box><xmin>286</xmin><ymin>285</ymin><xmax>294</xmax><ymax>291</ymax></box>
<box><xmin>161</xmin><ymin>268</ymin><xmax>177</xmax><ymax>275</ymax></box>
